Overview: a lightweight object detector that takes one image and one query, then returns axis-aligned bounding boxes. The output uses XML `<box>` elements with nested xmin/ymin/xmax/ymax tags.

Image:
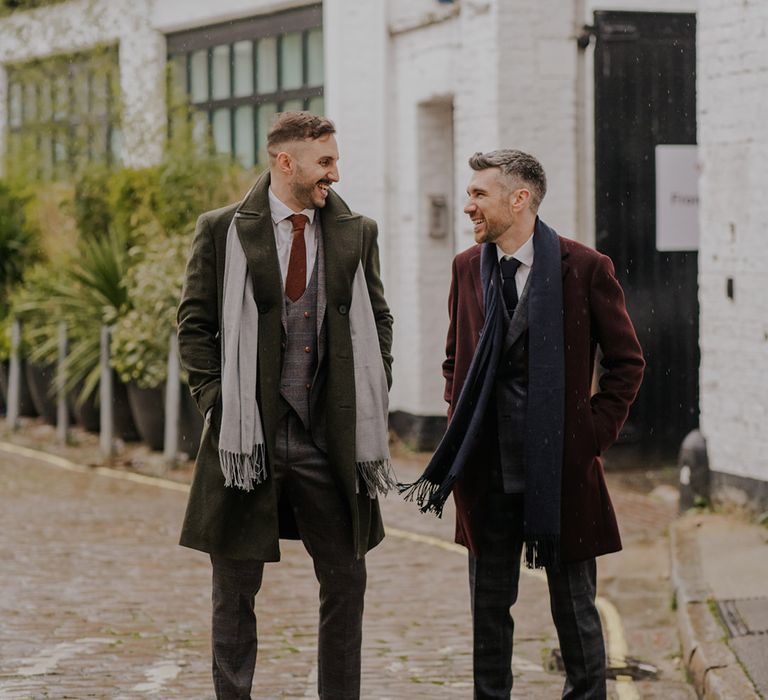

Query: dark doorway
<box><xmin>594</xmin><ymin>11</ymin><xmax>698</xmax><ymax>462</ymax></box>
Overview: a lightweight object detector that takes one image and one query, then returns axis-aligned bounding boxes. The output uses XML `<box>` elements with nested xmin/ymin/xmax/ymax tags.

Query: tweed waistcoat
<box><xmin>492</xmin><ymin>282</ymin><xmax>531</xmax><ymax>494</ymax></box>
<box><xmin>493</xmin><ymin>330</ymin><xmax>529</xmax><ymax>493</ymax></box>
<box><xmin>280</xmin><ymin>252</ymin><xmax>320</xmax><ymax>431</ymax></box>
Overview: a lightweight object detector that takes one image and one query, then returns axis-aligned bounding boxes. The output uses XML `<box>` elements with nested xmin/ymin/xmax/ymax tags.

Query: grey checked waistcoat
<box><xmin>493</xmin><ymin>278</ymin><xmax>532</xmax><ymax>494</ymax></box>
<box><xmin>279</xmin><ymin>236</ymin><xmax>325</xmax><ymax>433</ymax></box>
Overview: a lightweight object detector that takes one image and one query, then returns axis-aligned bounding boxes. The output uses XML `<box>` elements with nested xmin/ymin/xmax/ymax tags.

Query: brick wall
<box><xmin>698</xmin><ymin>0</ymin><xmax>768</xmax><ymax>486</ymax></box>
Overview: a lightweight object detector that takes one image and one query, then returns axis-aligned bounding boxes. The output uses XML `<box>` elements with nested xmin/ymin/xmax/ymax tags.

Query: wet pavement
<box><xmin>0</xmin><ymin>442</ymin><xmax>695</xmax><ymax>698</ymax></box>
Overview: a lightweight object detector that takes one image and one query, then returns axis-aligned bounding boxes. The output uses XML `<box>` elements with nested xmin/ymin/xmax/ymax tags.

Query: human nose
<box><xmin>464</xmin><ymin>200</ymin><xmax>476</xmax><ymax>215</ymax></box>
<box><xmin>328</xmin><ymin>165</ymin><xmax>339</xmax><ymax>183</ymax></box>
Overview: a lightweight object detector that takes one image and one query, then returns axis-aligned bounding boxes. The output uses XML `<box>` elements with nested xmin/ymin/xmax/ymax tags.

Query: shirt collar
<box><xmin>268</xmin><ymin>187</ymin><xmax>316</xmax><ymax>226</ymax></box>
<box><xmin>496</xmin><ymin>231</ymin><xmax>534</xmax><ymax>267</ymax></box>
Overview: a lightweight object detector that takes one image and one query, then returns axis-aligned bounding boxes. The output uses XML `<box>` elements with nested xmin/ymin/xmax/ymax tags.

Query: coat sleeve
<box><xmin>442</xmin><ymin>256</ymin><xmax>459</xmax><ymax>414</ymax></box>
<box><xmin>177</xmin><ymin>214</ymin><xmax>221</xmax><ymax>418</ymax></box>
<box><xmin>362</xmin><ymin>218</ymin><xmax>394</xmax><ymax>389</ymax></box>
<box><xmin>589</xmin><ymin>254</ymin><xmax>645</xmax><ymax>452</ymax></box>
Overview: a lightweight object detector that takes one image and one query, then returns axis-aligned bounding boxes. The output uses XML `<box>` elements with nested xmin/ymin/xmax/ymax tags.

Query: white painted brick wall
<box><xmin>496</xmin><ymin>0</ymin><xmax>578</xmax><ymax>235</ymax></box>
<box><xmin>387</xmin><ymin>17</ymin><xmax>461</xmax><ymax>415</ymax></box>
<box><xmin>698</xmin><ymin>0</ymin><xmax>768</xmax><ymax>485</ymax></box>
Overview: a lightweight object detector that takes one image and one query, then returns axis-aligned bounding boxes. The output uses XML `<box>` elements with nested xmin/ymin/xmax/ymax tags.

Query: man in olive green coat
<box><xmin>177</xmin><ymin>112</ymin><xmax>393</xmax><ymax>700</ymax></box>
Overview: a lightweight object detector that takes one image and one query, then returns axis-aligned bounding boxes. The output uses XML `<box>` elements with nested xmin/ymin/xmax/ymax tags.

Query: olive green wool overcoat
<box><xmin>176</xmin><ymin>172</ymin><xmax>393</xmax><ymax>561</ymax></box>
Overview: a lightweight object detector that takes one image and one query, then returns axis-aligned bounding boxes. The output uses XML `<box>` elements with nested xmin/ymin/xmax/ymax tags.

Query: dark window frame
<box><xmin>5</xmin><ymin>46</ymin><xmax>120</xmax><ymax>179</ymax></box>
<box><xmin>166</xmin><ymin>4</ymin><xmax>324</xmax><ymax>168</ymax></box>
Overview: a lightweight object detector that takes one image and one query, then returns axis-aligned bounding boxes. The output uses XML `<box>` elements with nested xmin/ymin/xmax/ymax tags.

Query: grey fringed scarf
<box><xmin>219</xmin><ymin>215</ymin><xmax>394</xmax><ymax>497</ymax></box>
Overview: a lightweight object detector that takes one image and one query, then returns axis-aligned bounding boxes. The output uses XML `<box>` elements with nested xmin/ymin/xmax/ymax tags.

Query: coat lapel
<box><xmin>321</xmin><ymin>191</ymin><xmax>362</xmax><ymax>313</ymax></box>
<box><xmin>234</xmin><ymin>172</ymin><xmax>283</xmax><ymax>314</ymax></box>
<box><xmin>469</xmin><ymin>248</ymin><xmax>484</xmax><ymax>316</ymax></box>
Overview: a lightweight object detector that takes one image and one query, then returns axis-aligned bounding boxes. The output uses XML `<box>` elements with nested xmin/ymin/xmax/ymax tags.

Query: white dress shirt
<box><xmin>268</xmin><ymin>188</ymin><xmax>319</xmax><ymax>288</ymax></box>
<box><xmin>496</xmin><ymin>231</ymin><xmax>535</xmax><ymax>299</ymax></box>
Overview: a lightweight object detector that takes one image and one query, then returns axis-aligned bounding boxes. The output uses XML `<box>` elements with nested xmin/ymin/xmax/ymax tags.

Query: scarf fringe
<box><xmin>523</xmin><ymin>535</ymin><xmax>560</xmax><ymax>571</ymax></box>
<box><xmin>398</xmin><ymin>477</ymin><xmax>450</xmax><ymax>517</ymax></box>
<box><xmin>219</xmin><ymin>444</ymin><xmax>267</xmax><ymax>492</ymax></box>
<box><xmin>358</xmin><ymin>459</ymin><xmax>397</xmax><ymax>499</ymax></box>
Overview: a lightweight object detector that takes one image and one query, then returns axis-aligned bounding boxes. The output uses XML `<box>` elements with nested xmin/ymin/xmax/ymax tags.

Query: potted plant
<box><xmin>111</xmin><ymin>233</ymin><xmax>202</xmax><ymax>452</ymax></box>
<box><xmin>0</xmin><ymin>179</ymin><xmax>40</xmax><ymax>417</ymax></box>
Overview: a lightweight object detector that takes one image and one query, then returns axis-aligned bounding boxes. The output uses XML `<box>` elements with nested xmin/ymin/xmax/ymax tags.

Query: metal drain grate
<box><xmin>717</xmin><ymin>598</ymin><xmax>768</xmax><ymax>638</ymax></box>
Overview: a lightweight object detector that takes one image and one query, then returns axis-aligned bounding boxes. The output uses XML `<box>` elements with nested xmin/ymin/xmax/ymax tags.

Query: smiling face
<box><xmin>273</xmin><ymin>133</ymin><xmax>339</xmax><ymax>211</ymax></box>
<box><xmin>464</xmin><ymin>167</ymin><xmax>516</xmax><ymax>245</ymax></box>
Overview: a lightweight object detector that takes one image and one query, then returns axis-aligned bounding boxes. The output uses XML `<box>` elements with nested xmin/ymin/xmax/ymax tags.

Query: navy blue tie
<box><xmin>500</xmin><ymin>257</ymin><xmax>522</xmax><ymax>313</ymax></box>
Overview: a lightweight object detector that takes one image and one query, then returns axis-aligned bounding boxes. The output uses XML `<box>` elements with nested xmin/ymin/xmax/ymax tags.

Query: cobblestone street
<box><xmin>0</xmin><ymin>444</ymin><xmax>694</xmax><ymax>698</ymax></box>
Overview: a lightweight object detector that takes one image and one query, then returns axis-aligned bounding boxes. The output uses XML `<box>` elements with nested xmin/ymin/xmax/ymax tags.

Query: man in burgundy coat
<box><xmin>405</xmin><ymin>150</ymin><xmax>644</xmax><ymax>699</ymax></box>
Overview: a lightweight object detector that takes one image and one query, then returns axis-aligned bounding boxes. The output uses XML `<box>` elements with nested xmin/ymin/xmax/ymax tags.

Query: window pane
<box><xmin>91</xmin><ymin>123</ymin><xmax>108</xmax><ymax>162</ymax></box>
<box><xmin>39</xmin><ymin>132</ymin><xmax>52</xmax><ymax>178</ymax></box>
<box><xmin>281</xmin><ymin>98</ymin><xmax>304</xmax><ymax>112</ymax></box>
<box><xmin>192</xmin><ymin>110</ymin><xmax>209</xmax><ymax>147</ymax></box>
<box><xmin>234</xmin><ymin>105</ymin><xmax>254</xmax><ymax>169</ymax></box>
<box><xmin>109</xmin><ymin>127</ymin><xmax>122</xmax><ymax>165</ymax></box>
<box><xmin>307</xmin><ymin>96</ymin><xmax>324</xmax><ymax>115</ymax></box>
<box><xmin>257</xmin><ymin>102</ymin><xmax>277</xmax><ymax>164</ymax></box>
<box><xmin>91</xmin><ymin>71</ymin><xmax>109</xmax><ymax>116</ymax></box>
<box><xmin>53</xmin><ymin>76</ymin><xmax>68</xmax><ymax>120</ymax></box>
<box><xmin>39</xmin><ymin>80</ymin><xmax>52</xmax><ymax>121</ymax></box>
<box><xmin>9</xmin><ymin>83</ymin><xmax>22</xmax><ymax>127</ymax></box>
<box><xmin>212</xmin><ymin>108</ymin><xmax>231</xmax><ymax>155</ymax></box>
<box><xmin>280</xmin><ymin>33</ymin><xmax>303</xmax><ymax>90</ymax></box>
<box><xmin>211</xmin><ymin>45</ymin><xmax>230</xmax><ymax>100</ymax></box>
<box><xmin>170</xmin><ymin>54</ymin><xmax>187</xmax><ymax>96</ymax></box>
<box><xmin>74</xmin><ymin>72</ymin><xmax>89</xmax><ymax>114</ymax></box>
<box><xmin>190</xmin><ymin>49</ymin><xmax>209</xmax><ymax>103</ymax></box>
<box><xmin>233</xmin><ymin>41</ymin><xmax>253</xmax><ymax>98</ymax></box>
<box><xmin>257</xmin><ymin>37</ymin><xmax>277</xmax><ymax>94</ymax></box>
<box><xmin>24</xmin><ymin>83</ymin><xmax>38</xmax><ymax>122</ymax></box>
<box><xmin>53</xmin><ymin>132</ymin><xmax>68</xmax><ymax>164</ymax></box>
<box><xmin>306</xmin><ymin>28</ymin><xmax>323</xmax><ymax>87</ymax></box>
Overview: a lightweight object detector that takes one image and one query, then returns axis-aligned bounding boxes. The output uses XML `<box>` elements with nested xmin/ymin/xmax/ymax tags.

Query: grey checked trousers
<box><xmin>469</xmin><ymin>492</ymin><xmax>606</xmax><ymax>699</ymax></box>
<box><xmin>210</xmin><ymin>411</ymin><xmax>366</xmax><ymax>700</ymax></box>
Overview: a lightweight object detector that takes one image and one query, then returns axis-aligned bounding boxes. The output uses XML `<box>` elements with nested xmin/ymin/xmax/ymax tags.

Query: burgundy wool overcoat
<box><xmin>443</xmin><ymin>235</ymin><xmax>645</xmax><ymax>563</ymax></box>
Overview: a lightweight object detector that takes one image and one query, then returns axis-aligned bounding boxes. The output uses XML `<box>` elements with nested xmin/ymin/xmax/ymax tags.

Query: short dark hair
<box><xmin>267</xmin><ymin>111</ymin><xmax>336</xmax><ymax>154</ymax></box>
<box><xmin>468</xmin><ymin>149</ymin><xmax>547</xmax><ymax>211</ymax></box>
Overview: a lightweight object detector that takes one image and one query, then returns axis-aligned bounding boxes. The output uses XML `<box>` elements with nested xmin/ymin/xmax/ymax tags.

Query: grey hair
<box><xmin>468</xmin><ymin>149</ymin><xmax>547</xmax><ymax>211</ymax></box>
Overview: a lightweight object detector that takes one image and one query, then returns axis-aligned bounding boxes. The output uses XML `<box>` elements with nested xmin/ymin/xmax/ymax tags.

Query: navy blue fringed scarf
<box><xmin>400</xmin><ymin>219</ymin><xmax>565</xmax><ymax>569</ymax></box>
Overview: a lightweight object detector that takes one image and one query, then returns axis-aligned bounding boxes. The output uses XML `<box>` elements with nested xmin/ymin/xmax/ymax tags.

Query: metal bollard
<box><xmin>678</xmin><ymin>429</ymin><xmax>709</xmax><ymax>512</ymax></box>
<box><xmin>56</xmin><ymin>322</ymin><xmax>69</xmax><ymax>444</ymax></box>
<box><xmin>100</xmin><ymin>326</ymin><xmax>114</xmax><ymax>458</ymax></box>
<box><xmin>163</xmin><ymin>334</ymin><xmax>180</xmax><ymax>465</ymax></box>
<box><xmin>6</xmin><ymin>319</ymin><xmax>21</xmax><ymax>431</ymax></box>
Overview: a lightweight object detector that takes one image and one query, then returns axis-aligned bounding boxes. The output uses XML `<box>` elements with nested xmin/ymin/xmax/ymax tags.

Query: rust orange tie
<box><xmin>285</xmin><ymin>213</ymin><xmax>309</xmax><ymax>302</ymax></box>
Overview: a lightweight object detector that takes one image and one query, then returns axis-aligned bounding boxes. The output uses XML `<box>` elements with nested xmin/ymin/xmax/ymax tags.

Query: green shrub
<box><xmin>111</xmin><ymin>233</ymin><xmax>190</xmax><ymax>389</ymax></box>
<box><xmin>0</xmin><ymin>179</ymin><xmax>40</xmax><ymax>316</ymax></box>
<box><xmin>73</xmin><ymin>163</ymin><xmax>113</xmax><ymax>241</ymax></box>
<box><xmin>6</xmin><ymin>261</ymin><xmax>64</xmax><ymax>364</ymax></box>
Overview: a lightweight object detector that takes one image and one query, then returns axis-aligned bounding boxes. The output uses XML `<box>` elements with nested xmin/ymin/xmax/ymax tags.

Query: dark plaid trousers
<box><xmin>210</xmin><ymin>411</ymin><xmax>366</xmax><ymax>700</ymax></box>
<box><xmin>469</xmin><ymin>492</ymin><xmax>606</xmax><ymax>700</ymax></box>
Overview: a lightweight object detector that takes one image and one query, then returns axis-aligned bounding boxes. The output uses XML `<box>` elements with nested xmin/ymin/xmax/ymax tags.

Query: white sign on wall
<box><xmin>655</xmin><ymin>144</ymin><xmax>699</xmax><ymax>251</ymax></box>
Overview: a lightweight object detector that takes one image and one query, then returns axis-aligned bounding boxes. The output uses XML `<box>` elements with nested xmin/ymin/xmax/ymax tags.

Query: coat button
<box><xmin>305</xmin><ymin>383</ymin><xmax>312</xmax><ymax>390</ymax></box>
<box><xmin>281</xmin><ymin>341</ymin><xmax>286</xmax><ymax>350</ymax></box>
<box><xmin>338</xmin><ymin>304</ymin><xmax>348</xmax><ymax>315</ymax></box>
<box><xmin>258</xmin><ymin>304</ymin><xmax>270</xmax><ymax>314</ymax></box>
<box><xmin>304</xmin><ymin>346</ymin><xmax>311</xmax><ymax>353</ymax></box>
<box><xmin>304</xmin><ymin>311</ymin><xmax>311</xmax><ymax>319</ymax></box>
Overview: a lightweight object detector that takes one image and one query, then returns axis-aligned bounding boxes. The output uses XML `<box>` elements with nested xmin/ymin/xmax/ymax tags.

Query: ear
<box><xmin>510</xmin><ymin>188</ymin><xmax>531</xmax><ymax>212</ymax></box>
<box><xmin>275</xmin><ymin>150</ymin><xmax>293</xmax><ymax>175</ymax></box>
